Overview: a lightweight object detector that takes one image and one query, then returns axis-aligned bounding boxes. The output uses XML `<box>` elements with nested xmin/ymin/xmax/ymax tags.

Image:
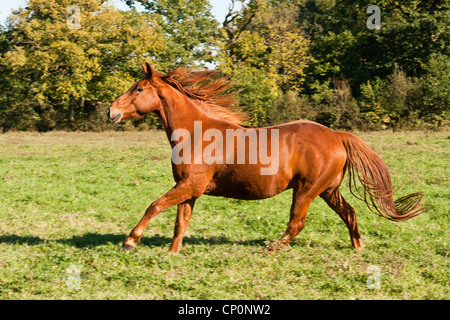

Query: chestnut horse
<box><xmin>107</xmin><ymin>62</ymin><xmax>426</xmax><ymax>253</ymax></box>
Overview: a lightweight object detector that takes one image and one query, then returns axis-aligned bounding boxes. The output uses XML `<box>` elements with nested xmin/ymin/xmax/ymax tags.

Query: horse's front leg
<box><xmin>122</xmin><ymin>180</ymin><xmax>195</xmax><ymax>252</ymax></box>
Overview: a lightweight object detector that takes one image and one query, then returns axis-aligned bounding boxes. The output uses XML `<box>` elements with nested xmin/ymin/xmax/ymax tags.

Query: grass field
<box><xmin>0</xmin><ymin>130</ymin><xmax>448</xmax><ymax>300</ymax></box>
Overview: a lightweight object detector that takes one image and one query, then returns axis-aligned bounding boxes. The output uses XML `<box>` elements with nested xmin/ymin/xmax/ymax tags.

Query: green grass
<box><xmin>0</xmin><ymin>130</ymin><xmax>448</xmax><ymax>299</ymax></box>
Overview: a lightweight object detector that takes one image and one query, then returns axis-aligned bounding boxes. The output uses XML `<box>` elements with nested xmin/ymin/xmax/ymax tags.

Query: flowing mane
<box><xmin>160</xmin><ymin>67</ymin><xmax>248</xmax><ymax>125</ymax></box>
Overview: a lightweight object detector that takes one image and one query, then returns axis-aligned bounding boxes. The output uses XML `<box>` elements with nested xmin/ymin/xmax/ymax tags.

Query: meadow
<box><xmin>0</xmin><ymin>130</ymin><xmax>448</xmax><ymax>300</ymax></box>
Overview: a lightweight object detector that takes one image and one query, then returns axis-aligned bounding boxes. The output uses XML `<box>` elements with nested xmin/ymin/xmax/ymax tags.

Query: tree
<box><xmin>0</xmin><ymin>0</ymin><xmax>165</xmax><ymax>131</ymax></box>
<box><xmin>125</xmin><ymin>0</ymin><xmax>219</xmax><ymax>70</ymax></box>
<box><xmin>221</xmin><ymin>0</ymin><xmax>263</xmax><ymax>68</ymax></box>
<box><xmin>296</xmin><ymin>0</ymin><xmax>450</xmax><ymax>94</ymax></box>
<box><xmin>220</xmin><ymin>0</ymin><xmax>310</xmax><ymax>91</ymax></box>
<box><xmin>218</xmin><ymin>0</ymin><xmax>311</xmax><ymax>127</ymax></box>
<box><xmin>293</xmin><ymin>0</ymin><xmax>449</xmax><ymax>128</ymax></box>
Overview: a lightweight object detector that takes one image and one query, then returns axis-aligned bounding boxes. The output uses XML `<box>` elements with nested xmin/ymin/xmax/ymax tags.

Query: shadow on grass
<box><xmin>0</xmin><ymin>233</ymin><xmax>267</xmax><ymax>249</ymax></box>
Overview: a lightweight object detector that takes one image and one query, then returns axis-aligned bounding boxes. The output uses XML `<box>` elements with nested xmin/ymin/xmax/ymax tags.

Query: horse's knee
<box><xmin>145</xmin><ymin>202</ymin><xmax>162</xmax><ymax>218</ymax></box>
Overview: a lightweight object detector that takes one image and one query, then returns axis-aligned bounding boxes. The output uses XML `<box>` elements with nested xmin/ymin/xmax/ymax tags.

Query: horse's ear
<box><xmin>141</xmin><ymin>61</ymin><xmax>158</xmax><ymax>80</ymax></box>
<box><xmin>141</xmin><ymin>62</ymin><xmax>147</xmax><ymax>77</ymax></box>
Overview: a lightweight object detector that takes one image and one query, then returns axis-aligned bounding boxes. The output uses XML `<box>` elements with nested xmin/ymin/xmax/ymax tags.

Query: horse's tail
<box><xmin>337</xmin><ymin>131</ymin><xmax>426</xmax><ymax>221</ymax></box>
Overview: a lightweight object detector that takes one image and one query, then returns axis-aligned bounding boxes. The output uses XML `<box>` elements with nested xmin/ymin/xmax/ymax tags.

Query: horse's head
<box><xmin>107</xmin><ymin>62</ymin><xmax>163</xmax><ymax>124</ymax></box>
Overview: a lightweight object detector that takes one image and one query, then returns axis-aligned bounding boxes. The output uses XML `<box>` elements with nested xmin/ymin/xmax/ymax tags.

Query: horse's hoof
<box><xmin>121</xmin><ymin>243</ymin><xmax>135</xmax><ymax>252</ymax></box>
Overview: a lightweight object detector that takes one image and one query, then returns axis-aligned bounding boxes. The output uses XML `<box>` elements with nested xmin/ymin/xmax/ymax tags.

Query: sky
<box><xmin>0</xmin><ymin>0</ymin><xmax>232</xmax><ymax>26</ymax></box>
<box><xmin>0</xmin><ymin>0</ymin><xmax>25</xmax><ymax>25</ymax></box>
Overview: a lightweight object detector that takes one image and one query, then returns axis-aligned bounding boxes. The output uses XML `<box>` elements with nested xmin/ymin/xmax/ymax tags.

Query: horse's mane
<box><xmin>160</xmin><ymin>67</ymin><xmax>248</xmax><ymax>126</ymax></box>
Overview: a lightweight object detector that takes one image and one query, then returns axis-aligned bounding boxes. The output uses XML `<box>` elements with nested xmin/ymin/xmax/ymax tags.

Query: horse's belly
<box><xmin>204</xmin><ymin>166</ymin><xmax>292</xmax><ymax>200</ymax></box>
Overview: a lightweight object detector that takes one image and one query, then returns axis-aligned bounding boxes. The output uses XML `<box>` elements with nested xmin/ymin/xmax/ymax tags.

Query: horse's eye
<box><xmin>137</xmin><ymin>87</ymin><xmax>144</xmax><ymax>93</ymax></box>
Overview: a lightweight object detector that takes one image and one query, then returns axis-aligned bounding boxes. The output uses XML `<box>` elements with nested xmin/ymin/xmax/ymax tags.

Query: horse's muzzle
<box><xmin>107</xmin><ymin>107</ymin><xmax>122</xmax><ymax>124</ymax></box>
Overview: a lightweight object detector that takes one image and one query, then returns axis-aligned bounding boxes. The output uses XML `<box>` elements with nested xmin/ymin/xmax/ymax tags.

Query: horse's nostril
<box><xmin>111</xmin><ymin>114</ymin><xmax>121</xmax><ymax>123</ymax></box>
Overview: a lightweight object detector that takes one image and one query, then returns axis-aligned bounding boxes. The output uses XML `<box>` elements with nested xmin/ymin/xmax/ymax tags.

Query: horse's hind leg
<box><xmin>169</xmin><ymin>198</ymin><xmax>196</xmax><ymax>253</ymax></box>
<box><xmin>276</xmin><ymin>183</ymin><xmax>317</xmax><ymax>250</ymax></box>
<box><xmin>320</xmin><ymin>187</ymin><xmax>364</xmax><ymax>250</ymax></box>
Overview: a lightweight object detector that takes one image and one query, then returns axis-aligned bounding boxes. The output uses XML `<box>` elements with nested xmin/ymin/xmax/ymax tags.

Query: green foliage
<box><xmin>270</xmin><ymin>91</ymin><xmax>317</xmax><ymax>125</ymax></box>
<box><xmin>359</xmin><ymin>61</ymin><xmax>450</xmax><ymax>130</ymax></box>
<box><xmin>228</xmin><ymin>65</ymin><xmax>275</xmax><ymax>127</ymax></box>
<box><xmin>0</xmin><ymin>0</ymin><xmax>448</xmax><ymax>131</ymax></box>
<box><xmin>233</xmin><ymin>1</ymin><xmax>311</xmax><ymax>91</ymax></box>
<box><xmin>297</xmin><ymin>0</ymin><xmax>449</xmax><ymax>89</ymax></box>
<box><xmin>218</xmin><ymin>0</ymin><xmax>312</xmax><ymax>127</ymax></box>
<box><xmin>215</xmin><ymin>0</ymin><xmax>449</xmax><ymax>130</ymax></box>
<box><xmin>360</xmin><ymin>68</ymin><xmax>419</xmax><ymax>129</ymax></box>
<box><xmin>420</xmin><ymin>53</ymin><xmax>450</xmax><ymax>127</ymax></box>
<box><xmin>126</xmin><ymin>0</ymin><xmax>219</xmax><ymax>70</ymax></box>
<box><xmin>0</xmin><ymin>0</ymin><xmax>165</xmax><ymax>132</ymax></box>
<box><xmin>292</xmin><ymin>0</ymin><xmax>449</xmax><ymax>130</ymax></box>
<box><xmin>219</xmin><ymin>0</ymin><xmax>310</xmax><ymax>89</ymax></box>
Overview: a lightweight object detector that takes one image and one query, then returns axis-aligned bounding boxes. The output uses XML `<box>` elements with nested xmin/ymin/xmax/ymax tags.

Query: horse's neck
<box><xmin>156</xmin><ymin>86</ymin><xmax>238</xmax><ymax>141</ymax></box>
<box><xmin>157</xmin><ymin>86</ymin><xmax>203</xmax><ymax>135</ymax></box>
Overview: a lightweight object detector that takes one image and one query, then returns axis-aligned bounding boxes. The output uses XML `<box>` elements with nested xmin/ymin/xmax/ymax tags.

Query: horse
<box><xmin>107</xmin><ymin>62</ymin><xmax>426</xmax><ymax>253</ymax></box>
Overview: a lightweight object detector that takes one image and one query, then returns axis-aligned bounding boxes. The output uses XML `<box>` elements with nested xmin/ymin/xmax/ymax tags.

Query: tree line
<box><xmin>0</xmin><ymin>0</ymin><xmax>448</xmax><ymax>132</ymax></box>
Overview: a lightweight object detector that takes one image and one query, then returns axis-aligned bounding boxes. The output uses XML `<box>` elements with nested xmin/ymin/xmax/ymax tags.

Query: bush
<box><xmin>359</xmin><ymin>67</ymin><xmax>423</xmax><ymax>130</ymax></box>
<box><xmin>270</xmin><ymin>91</ymin><xmax>316</xmax><ymax>125</ymax></box>
<box><xmin>228</xmin><ymin>65</ymin><xmax>276</xmax><ymax>128</ymax></box>
<box><xmin>419</xmin><ymin>53</ymin><xmax>450</xmax><ymax>126</ymax></box>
